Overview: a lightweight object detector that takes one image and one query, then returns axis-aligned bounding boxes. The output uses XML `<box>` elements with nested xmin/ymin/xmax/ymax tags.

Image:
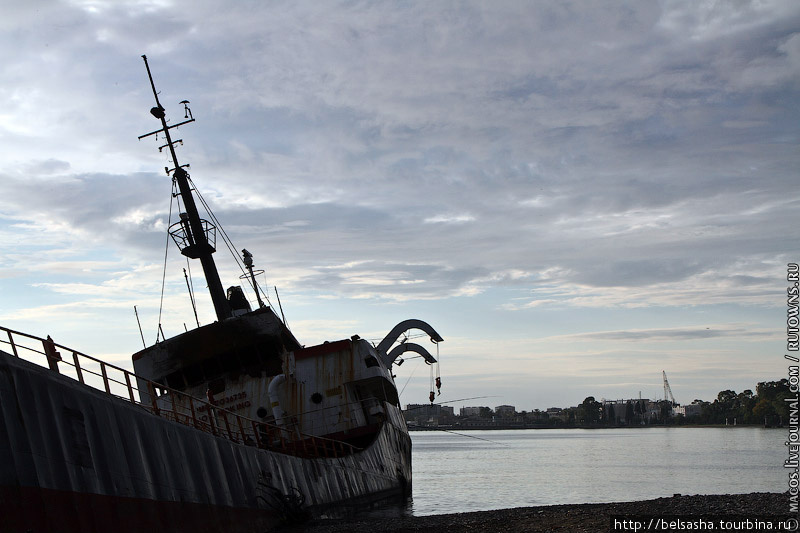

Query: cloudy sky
<box><xmin>1</xmin><ymin>1</ymin><xmax>798</xmax><ymax>411</ymax></box>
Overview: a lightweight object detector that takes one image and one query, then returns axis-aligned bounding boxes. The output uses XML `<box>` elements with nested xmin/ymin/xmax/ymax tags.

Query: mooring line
<box><xmin>428</xmin><ymin>427</ymin><xmax>510</xmax><ymax>447</ymax></box>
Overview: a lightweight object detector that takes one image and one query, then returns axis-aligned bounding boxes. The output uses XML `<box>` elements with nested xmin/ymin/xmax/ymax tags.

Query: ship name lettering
<box><xmin>196</xmin><ymin>391</ymin><xmax>247</xmax><ymax>412</ymax></box>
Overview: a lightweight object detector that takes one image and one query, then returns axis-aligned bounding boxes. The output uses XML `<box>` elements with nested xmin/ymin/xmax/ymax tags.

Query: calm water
<box><xmin>397</xmin><ymin>427</ymin><xmax>785</xmax><ymax>516</ymax></box>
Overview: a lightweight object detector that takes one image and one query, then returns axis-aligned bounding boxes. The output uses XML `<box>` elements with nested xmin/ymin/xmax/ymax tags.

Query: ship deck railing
<box><xmin>0</xmin><ymin>326</ymin><xmax>360</xmax><ymax>459</ymax></box>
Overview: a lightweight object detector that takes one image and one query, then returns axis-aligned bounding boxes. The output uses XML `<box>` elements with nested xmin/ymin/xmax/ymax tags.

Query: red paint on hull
<box><xmin>0</xmin><ymin>485</ymin><xmax>277</xmax><ymax>533</ymax></box>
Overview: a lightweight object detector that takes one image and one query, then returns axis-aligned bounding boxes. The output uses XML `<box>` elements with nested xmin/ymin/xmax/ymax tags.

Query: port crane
<box><xmin>663</xmin><ymin>370</ymin><xmax>676</xmax><ymax>406</ymax></box>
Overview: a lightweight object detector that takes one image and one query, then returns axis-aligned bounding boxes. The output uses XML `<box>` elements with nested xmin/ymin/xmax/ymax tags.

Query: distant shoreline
<box><xmin>408</xmin><ymin>423</ymin><xmax>776</xmax><ymax>431</ymax></box>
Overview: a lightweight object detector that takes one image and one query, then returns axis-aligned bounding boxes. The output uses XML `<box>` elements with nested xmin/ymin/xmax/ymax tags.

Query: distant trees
<box><xmin>695</xmin><ymin>380</ymin><xmax>790</xmax><ymax>426</ymax></box>
<box><xmin>606</xmin><ymin>404</ymin><xmax>616</xmax><ymax>425</ymax></box>
<box><xmin>450</xmin><ymin>379</ymin><xmax>794</xmax><ymax>429</ymax></box>
<box><xmin>752</xmin><ymin>380</ymin><xmax>792</xmax><ymax>426</ymax></box>
<box><xmin>576</xmin><ymin>396</ymin><xmax>603</xmax><ymax>425</ymax></box>
<box><xmin>568</xmin><ymin>379</ymin><xmax>791</xmax><ymax>428</ymax></box>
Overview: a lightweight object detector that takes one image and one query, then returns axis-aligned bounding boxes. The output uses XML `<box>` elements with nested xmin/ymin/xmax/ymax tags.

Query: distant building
<box><xmin>645</xmin><ymin>401</ymin><xmax>662</xmax><ymax>420</ymax></box>
<box><xmin>602</xmin><ymin>399</ymin><xmax>651</xmax><ymax>424</ymax></box>
<box><xmin>682</xmin><ymin>400</ymin><xmax>705</xmax><ymax>417</ymax></box>
<box><xmin>460</xmin><ymin>406</ymin><xmax>482</xmax><ymax>417</ymax></box>
<box><xmin>403</xmin><ymin>403</ymin><xmax>455</xmax><ymax>426</ymax></box>
<box><xmin>495</xmin><ymin>405</ymin><xmax>516</xmax><ymax>417</ymax></box>
<box><xmin>526</xmin><ymin>410</ymin><xmax>549</xmax><ymax>421</ymax></box>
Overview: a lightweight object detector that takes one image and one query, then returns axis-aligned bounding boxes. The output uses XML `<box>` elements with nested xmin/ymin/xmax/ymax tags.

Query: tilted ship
<box><xmin>0</xmin><ymin>56</ymin><xmax>443</xmax><ymax>533</ymax></box>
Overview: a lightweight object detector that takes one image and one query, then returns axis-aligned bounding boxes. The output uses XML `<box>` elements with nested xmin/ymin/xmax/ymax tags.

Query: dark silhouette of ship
<box><xmin>0</xmin><ymin>56</ymin><xmax>443</xmax><ymax>533</ymax></box>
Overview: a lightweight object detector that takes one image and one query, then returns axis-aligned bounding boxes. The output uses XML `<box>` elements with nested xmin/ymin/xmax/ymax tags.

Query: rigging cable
<box><xmin>429</xmin><ymin>349</ymin><xmax>435</xmax><ymax>404</ymax></box>
<box><xmin>189</xmin><ymin>178</ymin><xmax>248</xmax><ymax>276</ymax></box>
<box><xmin>366</xmin><ymin>331</ymin><xmax>430</xmax><ymax>346</ymax></box>
<box><xmin>402</xmin><ymin>396</ymin><xmax>500</xmax><ymax>412</ymax></box>
<box><xmin>188</xmin><ymin>177</ymin><xmax>274</xmax><ymax>309</ymax></box>
<box><xmin>156</xmin><ymin>178</ymin><xmax>177</xmax><ymax>343</ymax></box>
<box><xmin>432</xmin><ymin>428</ymin><xmax>509</xmax><ymax>447</ymax></box>
<box><xmin>435</xmin><ymin>341</ymin><xmax>442</xmax><ymax>396</ymax></box>
<box><xmin>399</xmin><ymin>359</ymin><xmax>422</xmax><ymax>397</ymax></box>
<box><xmin>184</xmin><ymin>258</ymin><xmax>200</xmax><ymax>328</ymax></box>
<box><xmin>402</xmin><ymin>395</ymin><xmax>508</xmax><ymax>446</ymax></box>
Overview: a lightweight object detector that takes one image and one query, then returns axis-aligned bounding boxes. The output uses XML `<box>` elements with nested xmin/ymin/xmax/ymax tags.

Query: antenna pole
<box><xmin>134</xmin><ymin>306</ymin><xmax>146</xmax><ymax>348</ymax></box>
<box><xmin>142</xmin><ymin>55</ymin><xmax>163</xmax><ymax>109</ymax></box>
<box><xmin>275</xmin><ymin>286</ymin><xmax>288</xmax><ymax>327</ymax></box>
<box><xmin>140</xmin><ymin>55</ymin><xmax>231</xmax><ymax>322</ymax></box>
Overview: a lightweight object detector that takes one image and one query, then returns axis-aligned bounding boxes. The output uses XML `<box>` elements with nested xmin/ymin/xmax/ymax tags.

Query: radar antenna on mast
<box><xmin>240</xmin><ymin>249</ymin><xmax>267</xmax><ymax>310</ymax></box>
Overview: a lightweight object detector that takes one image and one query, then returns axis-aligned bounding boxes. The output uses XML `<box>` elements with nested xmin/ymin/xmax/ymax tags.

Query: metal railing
<box><xmin>0</xmin><ymin>326</ymin><xmax>359</xmax><ymax>459</ymax></box>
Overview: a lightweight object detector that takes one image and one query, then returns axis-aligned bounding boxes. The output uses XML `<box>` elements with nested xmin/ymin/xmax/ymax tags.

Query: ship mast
<box><xmin>139</xmin><ymin>55</ymin><xmax>232</xmax><ymax>322</ymax></box>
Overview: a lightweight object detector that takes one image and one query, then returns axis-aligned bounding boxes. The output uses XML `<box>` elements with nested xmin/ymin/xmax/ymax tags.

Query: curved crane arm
<box><xmin>377</xmin><ymin>319</ymin><xmax>443</xmax><ymax>367</ymax></box>
<box><xmin>385</xmin><ymin>342</ymin><xmax>437</xmax><ymax>367</ymax></box>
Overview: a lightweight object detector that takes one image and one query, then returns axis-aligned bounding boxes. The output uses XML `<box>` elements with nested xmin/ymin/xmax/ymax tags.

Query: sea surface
<box><xmin>386</xmin><ymin>427</ymin><xmax>786</xmax><ymax>516</ymax></box>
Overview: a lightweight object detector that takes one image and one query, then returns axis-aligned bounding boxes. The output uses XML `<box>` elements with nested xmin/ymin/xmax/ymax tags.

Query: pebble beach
<box><xmin>277</xmin><ymin>493</ymin><xmax>791</xmax><ymax>533</ymax></box>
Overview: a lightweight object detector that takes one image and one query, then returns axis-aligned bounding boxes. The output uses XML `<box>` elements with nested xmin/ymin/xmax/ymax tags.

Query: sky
<box><xmin>1</xmin><ymin>0</ymin><xmax>798</xmax><ymax>411</ymax></box>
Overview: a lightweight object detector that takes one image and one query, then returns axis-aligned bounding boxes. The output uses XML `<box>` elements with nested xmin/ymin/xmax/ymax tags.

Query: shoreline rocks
<box><xmin>276</xmin><ymin>493</ymin><xmax>790</xmax><ymax>533</ymax></box>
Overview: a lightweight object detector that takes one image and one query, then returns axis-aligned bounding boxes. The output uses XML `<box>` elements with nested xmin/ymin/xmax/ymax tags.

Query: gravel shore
<box><xmin>276</xmin><ymin>493</ymin><xmax>790</xmax><ymax>533</ymax></box>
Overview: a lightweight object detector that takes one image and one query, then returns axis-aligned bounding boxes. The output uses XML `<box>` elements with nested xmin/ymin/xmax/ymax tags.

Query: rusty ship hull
<box><xmin>0</xmin><ymin>337</ymin><xmax>412</xmax><ymax>533</ymax></box>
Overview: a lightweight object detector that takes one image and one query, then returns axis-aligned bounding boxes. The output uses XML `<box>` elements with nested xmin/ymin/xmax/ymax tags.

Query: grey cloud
<box><xmin>294</xmin><ymin>260</ymin><xmax>489</xmax><ymax>300</ymax></box>
<box><xmin>569</xmin><ymin>260</ymin><xmax>705</xmax><ymax>288</ymax></box>
<box><xmin>0</xmin><ymin>171</ymin><xmax>168</xmax><ymax>246</ymax></box>
<box><xmin>575</xmin><ymin>326</ymin><xmax>765</xmax><ymax>342</ymax></box>
<box><xmin>1</xmin><ymin>2</ymin><xmax>798</xmax><ymax>410</ymax></box>
<box><xmin>23</xmin><ymin>159</ymin><xmax>71</xmax><ymax>175</ymax></box>
<box><xmin>0</xmin><ymin>1</ymin><xmax>797</xmax><ymax>305</ymax></box>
